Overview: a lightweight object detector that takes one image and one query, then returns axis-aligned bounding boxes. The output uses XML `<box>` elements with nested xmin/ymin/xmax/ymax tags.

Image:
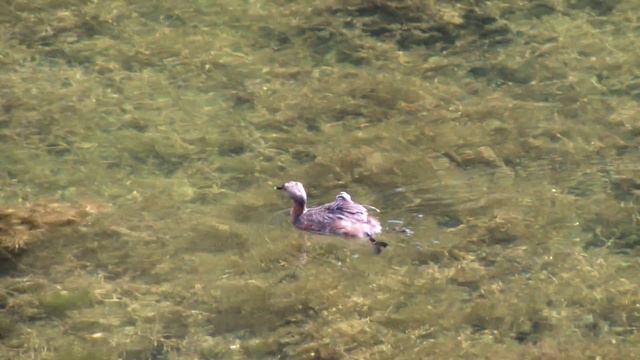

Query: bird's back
<box><xmin>295</xmin><ymin>198</ymin><xmax>380</xmax><ymax>238</ymax></box>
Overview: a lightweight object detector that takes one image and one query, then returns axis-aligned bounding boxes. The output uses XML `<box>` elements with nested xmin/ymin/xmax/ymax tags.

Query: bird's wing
<box><xmin>329</xmin><ymin>200</ymin><xmax>369</xmax><ymax>222</ymax></box>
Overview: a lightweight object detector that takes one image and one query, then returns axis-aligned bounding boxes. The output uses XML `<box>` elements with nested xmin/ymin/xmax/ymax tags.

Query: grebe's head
<box><xmin>336</xmin><ymin>191</ymin><xmax>352</xmax><ymax>202</ymax></box>
<box><xmin>275</xmin><ymin>181</ymin><xmax>307</xmax><ymax>203</ymax></box>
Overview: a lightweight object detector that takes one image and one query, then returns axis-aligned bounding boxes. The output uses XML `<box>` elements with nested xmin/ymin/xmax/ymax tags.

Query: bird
<box><xmin>275</xmin><ymin>181</ymin><xmax>388</xmax><ymax>254</ymax></box>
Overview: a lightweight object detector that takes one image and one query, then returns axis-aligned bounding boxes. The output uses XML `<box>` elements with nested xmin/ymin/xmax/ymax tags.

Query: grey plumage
<box><xmin>276</xmin><ymin>181</ymin><xmax>387</xmax><ymax>253</ymax></box>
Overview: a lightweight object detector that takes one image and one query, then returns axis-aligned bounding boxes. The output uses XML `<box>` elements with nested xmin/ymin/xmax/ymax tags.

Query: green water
<box><xmin>1</xmin><ymin>0</ymin><xmax>640</xmax><ymax>358</ymax></box>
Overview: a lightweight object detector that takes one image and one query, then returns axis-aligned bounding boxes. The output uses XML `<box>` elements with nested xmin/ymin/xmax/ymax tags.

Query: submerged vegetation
<box><xmin>1</xmin><ymin>0</ymin><xmax>639</xmax><ymax>358</ymax></box>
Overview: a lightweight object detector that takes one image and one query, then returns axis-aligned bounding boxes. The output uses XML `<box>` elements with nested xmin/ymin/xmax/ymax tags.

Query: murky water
<box><xmin>1</xmin><ymin>0</ymin><xmax>640</xmax><ymax>358</ymax></box>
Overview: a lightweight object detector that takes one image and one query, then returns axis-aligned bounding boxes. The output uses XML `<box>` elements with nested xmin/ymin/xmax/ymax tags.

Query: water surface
<box><xmin>1</xmin><ymin>0</ymin><xmax>640</xmax><ymax>359</ymax></box>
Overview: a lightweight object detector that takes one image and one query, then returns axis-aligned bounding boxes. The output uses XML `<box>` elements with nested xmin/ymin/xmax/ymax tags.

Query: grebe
<box><xmin>275</xmin><ymin>181</ymin><xmax>388</xmax><ymax>254</ymax></box>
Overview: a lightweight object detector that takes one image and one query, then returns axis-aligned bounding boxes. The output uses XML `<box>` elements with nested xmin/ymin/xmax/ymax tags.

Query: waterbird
<box><xmin>275</xmin><ymin>181</ymin><xmax>388</xmax><ymax>254</ymax></box>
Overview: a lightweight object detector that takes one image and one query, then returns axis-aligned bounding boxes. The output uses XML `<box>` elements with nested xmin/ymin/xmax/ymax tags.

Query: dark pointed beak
<box><xmin>275</xmin><ymin>185</ymin><xmax>284</xmax><ymax>190</ymax></box>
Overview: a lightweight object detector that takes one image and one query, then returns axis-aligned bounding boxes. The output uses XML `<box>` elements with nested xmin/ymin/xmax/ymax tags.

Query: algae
<box><xmin>40</xmin><ymin>289</ymin><xmax>93</xmax><ymax>316</ymax></box>
<box><xmin>1</xmin><ymin>0</ymin><xmax>640</xmax><ymax>359</ymax></box>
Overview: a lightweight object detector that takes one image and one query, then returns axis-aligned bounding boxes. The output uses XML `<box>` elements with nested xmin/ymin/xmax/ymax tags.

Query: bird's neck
<box><xmin>290</xmin><ymin>198</ymin><xmax>306</xmax><ymax>224</ymax></box>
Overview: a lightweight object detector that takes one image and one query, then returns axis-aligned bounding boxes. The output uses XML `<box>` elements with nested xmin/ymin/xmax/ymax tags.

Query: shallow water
<box><xmin>1</xmin><ymin>0</ymin><xmax>640</xmax><ymax>359</ymax></box>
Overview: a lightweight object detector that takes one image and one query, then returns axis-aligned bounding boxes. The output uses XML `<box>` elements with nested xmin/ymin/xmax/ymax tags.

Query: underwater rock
<box><xmin>326</xmin><ymin>2</ymin><xmax>511</xmax><ymax>50</ymax></box>
<box><xmin>161</xmin><ymin>13</ymin><xmax>187</xmax><ymax>27</ymax></box>
<box><xmin>468</xmin><ymin>64</ymin><xmax>535</xmax><ymax>85</ymax></box>
<box><xmin>436</xmin><ymin>214</ymin><xmax>464</xmax><ymax>229</ymax></box>
<box><xmin>482</xmin><ymin>215</ymin><xmax>522</xmax><ymax>245</ymax></box>
<box><xmin>444</xmin><ymin>146</ymin><xmax>504</xmax><ymax>168</ymax></box>
<box><xmin>218</xmin><ymin>138</ymin><xmax>248</xmax><ymax>157</ymax></box>
<box><xmin>183</xmin><ymin>222</ymin><xmax>249</xmax><ymax>253</ymax></box>
<box><xmin>608</xmin><ymin>102</ymin><xmax>640</xmax><ymax>136</ymax></box>
<box><xmin>332</xmin><ymin>319</ymin><xmax>369</xmax><ymax>339</ymax></box>
<box><xmin>450</xmin><ymin>261</ymin><xmax>486</xmax><ymax>289</ymax></box>
<box><xmin>527</xmin><ymin>3</ymin><xmax>556</xmax><ymax>18</ymax></box>
<box><xmin>0</xmin><ymin>201</ymin><xmax>109</xmax><ymax>254</ymax></box>
<box><xmin>466</xmin><ymin>212</ymin><xmax>526</xmax><ymax>246</ymax></box>
<box><xmin>410</xmin><ymin>248</ymin><xmax>448</xmax><ymax>265</ymax></box>
<box><xmin>570</xmin><ymin>0</ymin><xmax>620</xmax><ymax>15</ymax></box>
<box><xmin>0</xmin><ymin>315</ymin><xmax>14</xmax><ymax>338</ymax></box>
